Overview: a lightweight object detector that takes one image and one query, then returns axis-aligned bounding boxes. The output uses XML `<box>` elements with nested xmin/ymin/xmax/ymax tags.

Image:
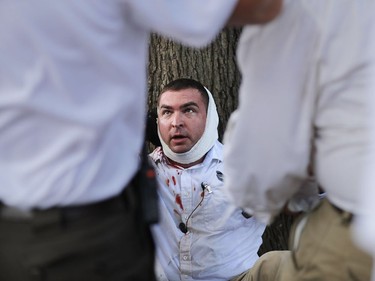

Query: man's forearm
<box><xmin>228</xmin><ymin>0</ymin><xmax>282</xmax><ymax>26</ymax></box>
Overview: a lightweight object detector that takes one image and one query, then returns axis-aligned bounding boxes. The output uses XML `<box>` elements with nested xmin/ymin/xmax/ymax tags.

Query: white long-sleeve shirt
<box><xmin>223</xmin><ymin>0</ymin><xmax>375</xmax><ymax>224</ymax></box>
<box><xmin>0</xmin><ymin>0</ymin><xmax>237</xmax><ymax>209</ymax></box>
<box><xmin>354</xmin><ymin>23</ymin><xmax>375</xmax><ymax>281</ymax></box>
<box><xmin>151</xmin><ymin>141</ymin><xmax>265</xmax><ymax>281</ymax></box>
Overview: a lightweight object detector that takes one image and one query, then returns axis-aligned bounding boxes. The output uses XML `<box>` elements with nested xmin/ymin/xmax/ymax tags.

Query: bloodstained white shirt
<box><xmin>151</xmin><ymin>141</ymin><xmax>265</xmax><ymax>281</ymax></box>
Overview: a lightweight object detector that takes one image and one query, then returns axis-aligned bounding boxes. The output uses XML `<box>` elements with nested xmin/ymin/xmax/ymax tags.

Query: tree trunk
<box><xmin>147</xmin><ymin>28</ymin><xmax>295</xmax><ymax>255</ymax></box>
<box><xmin>258</xmin><ymin>214</ymin><xmax>295</xmax><ymax>256</ymax></box>
<box><xmin>147</xmin><ymin>27</ymin><xmax>241</xmax><ymax>140</ymax></box>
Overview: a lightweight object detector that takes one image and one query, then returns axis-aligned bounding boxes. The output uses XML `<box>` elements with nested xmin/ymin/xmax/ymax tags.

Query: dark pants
<box><xmin>0</xmin><ymin>184</ymin><xmax>156</xmax><ymax>281</ymax></box>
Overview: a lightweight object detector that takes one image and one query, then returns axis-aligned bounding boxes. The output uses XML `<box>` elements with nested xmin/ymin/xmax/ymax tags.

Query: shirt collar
<box><xmin>202</xmin><ymin>140</ymin><xmax>222</xmax><ymax>165</ymax></box>
<box><xmin>150</xmin><ymin>140</ymin><xmax>222</xmax><ymax>167</ymax></box>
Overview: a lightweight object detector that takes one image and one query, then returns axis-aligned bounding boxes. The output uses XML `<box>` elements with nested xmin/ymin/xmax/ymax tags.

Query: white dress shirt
<box><xmin>355</xmin><ymin>176</ymin><xmax>375</xmax><ymax>281</ymax></box>
<box><xmin>354</xmin><ymin>24</ymin><xmax>375</xmax><ymax>279</ymax></box>
<box><xmin>0</xmin><ymin>0</ymin><xmax>237</xmax><ymax>209</ymax></box>
<box><xmin>223</xmin><ymin>0</ymin><xmax>375</xmax><ymax>224</ymax></box>
<box><xmin>151</xmin><ymin>141</ymin><xmax>265</xmax><ymax>281</ymax></box>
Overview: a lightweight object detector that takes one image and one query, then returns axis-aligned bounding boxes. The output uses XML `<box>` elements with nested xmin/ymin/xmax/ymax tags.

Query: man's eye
<box><xmin>185</xmin><ymin>108</ymin><xmax>195</xmax><ymax>113</ymax></box>
<box><xmin>161</xmin><ymin>110</ymin><xmax>171</xmax><ymax>116</ymax></box>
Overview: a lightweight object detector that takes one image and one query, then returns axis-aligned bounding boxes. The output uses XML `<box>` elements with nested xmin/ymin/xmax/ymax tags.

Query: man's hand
<box><xmin>228</xmin><ymin>0</ymin><xmax>283</xmax><ymax>26</ymax></box>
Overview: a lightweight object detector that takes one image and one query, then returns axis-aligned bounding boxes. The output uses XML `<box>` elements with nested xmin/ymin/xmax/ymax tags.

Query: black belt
<box><xmin>0</xmin><ymin>187</ymin><xmax>134</xmax><ymax>223</ymax></box>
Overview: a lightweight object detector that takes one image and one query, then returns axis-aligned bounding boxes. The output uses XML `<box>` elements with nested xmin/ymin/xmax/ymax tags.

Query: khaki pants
<box><xmin>233</xmin><ymin>199</ymin><xmax>372</xmax><ymax>281</ymax></box>
<box><xmin>232</xmin><ymin>251</ymin><xmax>290</xmax><ymax>281</ymax></box>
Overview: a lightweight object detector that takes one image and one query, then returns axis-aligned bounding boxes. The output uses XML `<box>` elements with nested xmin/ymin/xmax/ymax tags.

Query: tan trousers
<box><xmin>232</xmin><ymin>199</ymin><xmax>373</xmax><ymax>281</ymax></box>
<box><xmin>232</xmin><ymin>251</ymin><xmax>290</xmax><ymax>281</ymax></box>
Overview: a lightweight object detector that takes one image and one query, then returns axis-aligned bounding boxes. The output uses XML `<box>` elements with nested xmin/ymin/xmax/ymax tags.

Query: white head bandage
<box><xmin>158</xmin><ymin>87</ymin><xmax>219</xmax><ymax>165</ymax></box>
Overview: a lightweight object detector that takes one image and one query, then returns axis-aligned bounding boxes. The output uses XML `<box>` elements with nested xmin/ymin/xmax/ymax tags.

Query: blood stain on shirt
<box><xmin>166</xmin><ymin>178</ymin><xmax>170</xmax><ymax>187</ymax></box>
<box><xmin>175</xmin><ymin>194</ymin><xmax>184</xmax><ymax>210</ymax></box>
<box><xmin>172</xmin><ymin>176</ymin><xmax>176</xmax><ymax>185</ymax></box>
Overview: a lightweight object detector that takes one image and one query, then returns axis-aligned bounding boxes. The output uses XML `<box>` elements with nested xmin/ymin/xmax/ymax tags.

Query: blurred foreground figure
<box><xmin>0</xmin><ymin>1</ymin><xmax>281</xmax><ymax>280</ymax></box>
<box><xmin>223</xmin><ymin>0</ymin><xmax>375</xmax><ymax>280</ymax></box>
<box><xmin>354</xmin><ymin>26</ymin><xmax>375</xmax><ymax>281</ymax></box>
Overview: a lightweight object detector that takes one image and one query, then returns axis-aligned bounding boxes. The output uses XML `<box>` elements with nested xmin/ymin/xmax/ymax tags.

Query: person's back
<box><xmin>1</xmin><ymin>1</ymin><xmax>280</xmax><ymax>280</ymax></box>
<box><xmin>0</xmin><ymin>0</ymin><xmax>240</xmax><ymax>210</ymax></box>
<box><xmin>226</xmin><ymin>0</ymin><xmax>374</xmax><ymax>225</ymax></box>
<box><xmin>223</xmin><ymin>0</ymin><xmax>375</xmax><ymax>280</ymax></box>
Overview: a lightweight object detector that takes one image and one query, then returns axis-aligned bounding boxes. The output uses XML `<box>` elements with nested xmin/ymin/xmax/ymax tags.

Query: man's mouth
<box><xmin>171</xmin><ymin>135</ymin><xmax>187</xmax><ymax>143</ymax></box>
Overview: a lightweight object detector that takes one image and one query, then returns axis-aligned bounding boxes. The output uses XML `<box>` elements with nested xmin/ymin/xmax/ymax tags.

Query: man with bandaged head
<box><xmin>149</xmin><ymin>78</ymin><xmax>265</xmax><ymax>281</ymax></box>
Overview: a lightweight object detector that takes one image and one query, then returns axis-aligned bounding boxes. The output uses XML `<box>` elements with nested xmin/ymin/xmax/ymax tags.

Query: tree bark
<box><xmin>147</xmin><ymin>27</ymin><xmax>241</xmax><ymax>140</ymax></box>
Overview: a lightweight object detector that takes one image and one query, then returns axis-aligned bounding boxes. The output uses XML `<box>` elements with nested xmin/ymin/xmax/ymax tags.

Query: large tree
<box><xmin>147</xmin><ymin>28</ymin><xmax>241</xmax><ymax>139</ymax></box>
<box><xmin>147</xmin><ymin>28</ymin><xmax>294</xmax><ymax>255</ymax></box>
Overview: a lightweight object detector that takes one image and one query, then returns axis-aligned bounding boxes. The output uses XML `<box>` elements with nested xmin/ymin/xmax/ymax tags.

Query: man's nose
<box><xmin>171</xmin><ymin>112</ymin><xmax>183</xmax><ymax>127</ymax></box>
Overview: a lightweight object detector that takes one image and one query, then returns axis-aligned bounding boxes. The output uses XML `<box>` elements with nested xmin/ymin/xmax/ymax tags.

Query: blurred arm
<box><xmin>228</xmin><ymin>0</ymin><xmax>283</xmax><ymax>26</ymax></box>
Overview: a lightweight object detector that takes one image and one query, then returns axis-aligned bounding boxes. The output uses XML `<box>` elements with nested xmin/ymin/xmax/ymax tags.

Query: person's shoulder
<box><xmin>211</xmin><ymin>140</ymin><xmax>223</xmax><ymax>162</ymax></box>
<box><xmin>214</xmin><ymin>140</ymin><xmax>223</xmax><ymax>151</ymax></box>
<box><xmin>216</xmin><ymin>140</ymin><xmax>223</xmax><ymax>148</ymax></box>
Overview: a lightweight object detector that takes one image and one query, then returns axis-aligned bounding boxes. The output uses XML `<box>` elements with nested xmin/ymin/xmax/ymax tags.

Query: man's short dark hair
<box><xmin>158</xmin><ymin>78</ymin><xmax>209</xmax><ymax>110</ymax></box>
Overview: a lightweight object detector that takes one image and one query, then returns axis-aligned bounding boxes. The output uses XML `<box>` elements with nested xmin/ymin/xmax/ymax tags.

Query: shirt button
<box><xmin>183</xmin><ymin>255</ymin><xmax>188</xmax><ymax>261</ymax></box>
<box><xmin>184</xmin><ymin>192</ymin><xmax>189</xmax><ymax>197</ymax></box>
